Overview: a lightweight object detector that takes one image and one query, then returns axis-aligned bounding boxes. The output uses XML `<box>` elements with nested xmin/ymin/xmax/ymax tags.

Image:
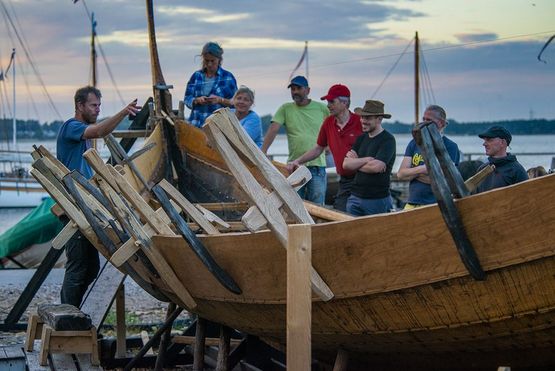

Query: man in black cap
<box><xmin>262</xmin><ymin>76</ymin><xmax>329</xmax><ymax>204</ymax></box>
<box><xmin>475</xmin><ymin>126</ymin><xmax>528</xmax><ymax>193</ymax></box>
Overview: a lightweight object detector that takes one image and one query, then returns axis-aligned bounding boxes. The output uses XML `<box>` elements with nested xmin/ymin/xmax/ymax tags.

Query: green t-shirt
<box><xmin>272</xmin><ymin>100</ymin><xmax>329</xmax><ymax>167</ymax></box>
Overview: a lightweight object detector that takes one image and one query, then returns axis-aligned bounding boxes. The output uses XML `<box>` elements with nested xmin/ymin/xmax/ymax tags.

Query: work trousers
<box><xmin>60</xmin><ymin>232</ymin><xmax>100</xmax><ymax>307</ymax></box>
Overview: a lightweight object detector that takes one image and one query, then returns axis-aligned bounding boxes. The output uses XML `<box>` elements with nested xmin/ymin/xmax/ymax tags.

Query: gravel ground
<box><xmin>0</xmin><ymin>268</ymin><xmax>191</xmax><ymax>346</ymax></box>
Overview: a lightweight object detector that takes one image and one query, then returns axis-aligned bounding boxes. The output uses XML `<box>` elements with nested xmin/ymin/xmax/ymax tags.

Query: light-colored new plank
<box><xmin>52</xmin><ymin>222</ymin><xmax>78</xmax><ymax>250</ymax></box>
<box><xmin>195</xmin><ymin>203</ymin><xmax>231</xmax><ymax>229</ymax></box>
<box><xmin>286</xmin><ymin>224</ymin><xmax>312</xmax><ymax>371</ymax></box>
<box><xmin>242</xmin><ymin>166</ymin><xmax>311</xmax><ymax>232</ymax></box>
<box><xmin>158</xmin><ymin>179</ymin><xmax>220</xmax><ymax>235</ymax></box>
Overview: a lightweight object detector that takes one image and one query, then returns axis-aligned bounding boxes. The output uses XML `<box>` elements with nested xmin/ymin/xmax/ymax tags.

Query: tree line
<box><xmin>1</xmin><ymin>116</ymin><xmax>554</xmax><ymax>141</ymax></box>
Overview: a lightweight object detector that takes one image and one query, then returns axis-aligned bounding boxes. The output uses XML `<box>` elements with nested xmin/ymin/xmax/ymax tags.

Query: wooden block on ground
<box><xmin>37</xmin><ymin>304</ymin><xmax>92</xmax><ymax>331</ymax></box>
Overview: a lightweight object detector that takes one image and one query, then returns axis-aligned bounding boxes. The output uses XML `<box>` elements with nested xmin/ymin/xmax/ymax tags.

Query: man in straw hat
<box><xmin>286</xmin><ymin>84</ymin><xmax>362</xmax><ymax>211</ymax></box>
<box><xmin>343</xmin><ymin>100</ymin><xmax>396</xmax><ymax>216</ymax></box>
<box><xmin>262</xmin><ymin>76</ymin><xmax>329</xmax><ymax>204</ymax></box>
<box><xmin>397</xmin><ymin>104</ymin><xmax>460</xmax><ymax>209</ymax></box>
<box><xmin>475</xmin><ymin>125</ymin><xmax>528</xmax><ymax>193</ymax></box>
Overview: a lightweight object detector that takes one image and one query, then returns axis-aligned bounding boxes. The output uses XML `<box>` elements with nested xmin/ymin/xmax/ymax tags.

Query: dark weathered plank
<box><xmin>152</xmin><ymin>184</ymin><xmax>242</xmax><ymax>295</ymax></box>
<box><xmin>417</xmin><ymin>127</ymin><xmax>485</xmax><ymax>280</ymax></box>
<box><xmin>37</xmin><ymin>304</ymin><xmax>92</xmax><ymax>331</ymax></box>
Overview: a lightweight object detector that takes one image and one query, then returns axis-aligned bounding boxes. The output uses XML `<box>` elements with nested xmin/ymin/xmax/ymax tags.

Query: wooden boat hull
<box><xmin>145</xmin><ymin>172</ymin><xmax>555</xmax><ymax>367</ymax></box>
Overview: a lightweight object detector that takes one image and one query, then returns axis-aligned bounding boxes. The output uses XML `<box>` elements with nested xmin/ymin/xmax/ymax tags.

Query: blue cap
<box><xmin>287</xmin><ymin>75</ymin><xmax>309</xmax><ymax>88</ymax></box>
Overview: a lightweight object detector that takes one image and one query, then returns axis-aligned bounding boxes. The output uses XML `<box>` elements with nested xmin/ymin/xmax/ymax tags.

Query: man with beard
<box><xmin>343</xmin><ymin>100</ymin><xmax>396</xmax><ymax>216</ymax></box>
<box><xmin>56</xmin><ymin>86</ymin><xmax>140</xmax><ymax>307</ymax></box>
<box><xmin>286</xmin><ymin>84</ymin><xmax>362</xmax><ymax>211</ymax></box>
<box><xmin>475</xmin><ymin>126</ymin><xmax>528</xmax><ymax>193</ymax></box>
<box><xmin>262</xmin><ymin>76</ymin><xmax>329</xmax><ymax>204</ymax></box>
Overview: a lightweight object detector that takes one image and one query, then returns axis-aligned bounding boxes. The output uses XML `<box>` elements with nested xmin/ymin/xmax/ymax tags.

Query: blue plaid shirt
<box><xmin>184</xmin><ymin>67</ymin><xmax>237</xmax><ymax>127</ymax></box>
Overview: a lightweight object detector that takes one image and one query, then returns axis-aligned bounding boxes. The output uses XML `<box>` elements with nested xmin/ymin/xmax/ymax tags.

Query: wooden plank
<box><xmin>196</xmin><ymin>202</ymin><xmax>249</xmax><ymax>212</ymax></box>
<box><xmin>83</xmin><ymin>148</ymin><xmax>120</xmax><ymax>191</ymax></box>
<box><xmin>30</xmin><ymin>169</ymin><xmax>89</xmax><ymax>231</ymax></box>
<box><xmin>210</xmin><ymin>109</ymin><xmax>314</xmax><ymax>224</ymax></box>
<box><xmin>110</xmin><ymin>238</ymin><xmax>141</xmax><ymax>267</ymax></box>
<box><xmin>286</xmin><ymin>224</ymin><xmax>312</xmax><ymax>371</ymax></box>
<box><xmin>205</xmin><ymin>123</ymin><xmax>289</xmax><ymax>244</ymax></box>
<box><xmin>112</xmin><ymin>129</ymin><xmax>152</xmax><ymax>138</ymax></box>
<box><xmin>418</xmin><ymin>128</ymin><xmax>485</xmax><ymax>280</ymax></box>
<box><xmin>96</xmin><ymin>177</ymin><xmax>197</xmax><ymax>309</ymax></box>
<box><xmin>303</xmin><ymin>202</ymin><xmax>355</xmax><ymax>222</ymax></box>
<box><xmin>115</xmin><ymin>284</ymin><xmax>127</xmax><ymax>358</ymax></box>
<box><xmin>465</xmin><ymin>164</ymin><xmax>495</xmax><ymax>193</ymax></box>
<box><xmin>152</xmin><ymin>185</ymin><xmax>241</xmax><ymax>295</ymax></box>
<box><xmin>205</xmin><ymin>123</ymin><xmax>333</xmax><ymax>301</ymax></box>
<box><xmin>35</xmin><ymin>145</ymin><xmax>69</xmax><ymax>174</ymax></box>
<box><xmin>52</xmin><ymin>222</ymin><xmax>78</xmax><ymax>250</ymax></box>
<box><xmin>332</xmin><ymin>349</ymin><xmax>349</xmax><ymax>371</ymax></box>
<box><xmin>80</xmin><ymin>261</ymin><xmax>126</xmax><ymax>328</ymax></box>
<box><xmin>172</xmin><ymin>336</ymin><xmax>242</xmax><ymax>347</ymax></box>
<box><xmin>193</xmin><ymin>318</ymin><xmax>206</xmax><ymax>371</ymax></box>
<box><xmin>242</xmin><ymin>166</ymin><xmax>311</xmax><ymax>232</ymax></box>
<box><xmin>106</xmin><ymin>164</ymin><xmax>173</xmax><ymax>235</ymax></box>
<box><xmin>158</xmin><ymin>179</ymin><xmax>220</xmax><ymax>235</ymax></box>
<box><xmin>141</xmin><ymin>331</ymin><xmax>155</xmax><ymax>355</ymax></box>
<box><xmin>215</xmin><ymin>325</ymin><xmax>231</xmax><ymax>371</ymax></box>
<box><xmin>426</xmin><ymin>123</ymin><xmax>469</xmax><ymax>198</ymax></box>
<box><xmin>195</xmin><ymin>204</ymin><xmax>231</xmax><ymax>230</ymax></box>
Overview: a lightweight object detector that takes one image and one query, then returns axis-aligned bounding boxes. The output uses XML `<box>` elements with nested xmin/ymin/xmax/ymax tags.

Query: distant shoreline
<box><xmin>1</xmin><ymin>117</ymin><xmax>555</xmax><ymax>140</ymax></box>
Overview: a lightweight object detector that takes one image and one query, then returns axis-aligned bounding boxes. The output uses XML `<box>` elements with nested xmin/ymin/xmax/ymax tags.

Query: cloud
<box><xmin>455</xmin><ymin>32</ymin><xmax>499</xmax><ymax>43</ymax></box>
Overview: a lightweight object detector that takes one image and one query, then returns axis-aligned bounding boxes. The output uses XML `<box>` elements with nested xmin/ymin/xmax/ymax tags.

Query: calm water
<box><xmin>1</xmin><ymin>134</ymin><xmax>553</xmax><ymax>233</ymax></box>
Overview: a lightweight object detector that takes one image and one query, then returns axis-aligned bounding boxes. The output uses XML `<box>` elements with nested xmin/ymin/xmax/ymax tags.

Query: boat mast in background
<box><xmin>414</xmin><ymin>31</ymin><xmax>419</xmax><ymax>126</ymax></box>
<box><xmin>90</xmin><ymin>12</ymin><xmax>97</xmax><ymax>88</ymax></box>
<box><xmin>10</xmin><ymin>48</ymin><xmax>15</xmax><ymax>148</ymax></box>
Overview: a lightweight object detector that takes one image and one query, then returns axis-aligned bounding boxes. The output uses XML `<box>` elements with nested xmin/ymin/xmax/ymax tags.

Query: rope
<box><xmin>371</xmin><ymin>38</ymin><xmax>413</xmax><ymax>99</ymax></box>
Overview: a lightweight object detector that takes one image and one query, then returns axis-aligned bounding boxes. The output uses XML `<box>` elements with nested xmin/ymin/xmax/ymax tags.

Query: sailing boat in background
<box><xmin>0</xmin><ymin>48</ymin><xmax>49</xmax><ymax>208</ymax></box>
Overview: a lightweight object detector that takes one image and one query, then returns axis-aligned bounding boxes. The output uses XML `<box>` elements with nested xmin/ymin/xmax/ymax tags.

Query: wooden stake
<box><xmin>287</xmin><ymin>224</ymin><xmax>312</xmax><ymax>371</ymax></box>
<box><xmin>193</xmin><ymin>318</ymin><xmax>206</xmax><ymax>371</ymax></box>
<box><xmin>332</xmin><ymin>349</ymin><xmax>349</xmax><ymax>371</ymax></box>
<box><xmin>215</xmin><ymin>325</ymin><xmax>231</xmax><ymax>371</ymax></box>
<box><xmin>116</xmin><ymin>283</ymin><xmax>127</xmax><ymax>358</ymax></box>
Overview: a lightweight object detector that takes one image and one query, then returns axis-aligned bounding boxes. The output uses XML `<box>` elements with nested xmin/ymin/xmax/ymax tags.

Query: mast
<box><xmin>90</xmin><ymin>13</ymin><xmax>97</xmax><ymax>87</ymax></box>
<box><xmin>305</xmin><ymin>41</ymin><xmax>309</xmax><ymax>80</ymax></box>
<box><xmin>414</xmin><ymin>32</ymin><xmax>419</xmax><ymax>126</ymax></box>
<box><xmin>145</xmin><ymin>0</ymin><xmax>171</xmax><ymax>114</ymax></box>
<box><xmin>12</xmin><ymin>48</ymin><xmax>16</xmax><ymax>148</ymax></box>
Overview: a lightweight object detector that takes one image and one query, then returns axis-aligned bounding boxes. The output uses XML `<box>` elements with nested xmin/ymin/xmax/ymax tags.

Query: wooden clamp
<box><xmin>152</xmin><ymin>183</ymin><xmax>242</xmax><ymax>295</ymax></box>
<box><xmin>204</xmin><ymin>113</ymin><xmax>334</xmax><ymax>301</ymax></box>
<box><xmin>464</xmin><ymin>164</ymin><xmax>495</xmax><ymax>193</ymax></box>
<box><xmin>415</xmin><ymin>126</ymin><xmax>486</xmax><ymax>280</ymax></box>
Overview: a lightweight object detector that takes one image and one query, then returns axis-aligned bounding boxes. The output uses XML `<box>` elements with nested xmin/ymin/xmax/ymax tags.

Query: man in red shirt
<box><xmin>286</xmin><ymin>84</ymin><xmax>362</xmax><ymax>211</ymax></box>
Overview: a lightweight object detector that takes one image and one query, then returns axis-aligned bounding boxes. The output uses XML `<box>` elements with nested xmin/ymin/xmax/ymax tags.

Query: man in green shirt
<box><xmin>262</xmin><ymin>76</ymin><xmax>330</xmax><ymax>204</ymax></box>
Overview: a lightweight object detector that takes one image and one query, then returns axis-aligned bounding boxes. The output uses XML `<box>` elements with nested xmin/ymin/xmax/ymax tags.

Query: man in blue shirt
<box><xmin>57</xmin><ymin>86</ymin><xmax>139</xmax><ymax>307</ymax></box>
<box><xmin>397</xmin><ymin>105</ymin><xmax>460</xmax><ymax>208</ymax></box>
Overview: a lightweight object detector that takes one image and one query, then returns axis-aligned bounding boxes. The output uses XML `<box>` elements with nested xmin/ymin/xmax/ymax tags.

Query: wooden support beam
<box><xmin>96</xmin><ymin>177</ymin><xmax>198</xmax><ymax>309</ymax></box>
<box><xmin>332</xmin><ymin>349</ymin><xmax>349</xmax><ymax>371</ymax></box>
<box><xmin>111</xmin><ymin>130</ymin><xmax>152</xmax><ymax>138</ymax></box>
<box><xmin>210</xmin><ymin>109</ymin><xmax>315</xmax><ymax>224</ymax></box>
<box><xmin>286</xmin><ymin>224</ymin><xmax>312</xmax><ymax>371</ymax></box>
<box><xmin>195</xmin><ymin>204</ymin><xmax>231</xmax><ymax>230</ymax></box>
<box><xmin>52</xmin><ymin>222</ymin><xmax>78</xmax><ymax>250</ymax></box>
<box><xmin>242</xmin><ymin>166</ymin><xmax>311</xmax><ymax>232</ymax></box>
<box><xmin>465</xmin><ymin>164</ymin><xmax>495</xmax><ymax>193</ymax></box>
<box><xmin>158</xmin><ymin>179</ymin><xmax>220</xmax><ymax>235</ymax></box>
<box><xmin>172</xmin><ymin>336</ymin><xmax>242</xmax><ymax>347</ymax></box>
<box><xmin>152</xmin><ymin>184</ymin><xmax>241</xmax><ymax>294</ymax></box>
<box><xmin>205</xmin><ymin>120</ymin><xmax>333</xmax><ymax>301</ymax></box>
<box><xmin>116</xmin><ymin>283</ymin><xmax>127</xmax><ymax>358</ymax></box>
<box><xmin>303</xmin><ymin>202</ymin><xmax>355</xmax><ymax>222</ymax></box>
<box><xmin>193</xmin><ymin>318</ymin><xmax>206</xmax><ymax>371</ymax></box>
<box><xmin>215</xmin><ymin>325</ymin><xmax>231</xmax><ymax>371</ymax></box>
<box><xmin>154</xmin><ymin>302</ymin><xmax>177</xmax><ymax>371</ymax></box>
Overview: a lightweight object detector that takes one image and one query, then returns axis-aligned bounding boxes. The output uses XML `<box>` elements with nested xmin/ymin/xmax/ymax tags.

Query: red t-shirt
<box><xmin>316</xmin><ymin>112</ymin><xmax>362</xmax><ymax>176</ymax></box>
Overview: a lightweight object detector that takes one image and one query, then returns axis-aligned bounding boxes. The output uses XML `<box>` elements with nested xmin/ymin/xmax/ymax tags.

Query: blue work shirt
<box><xmin>184</xmin><ymin>66</ymin><xmax>237</xmax><ymax>128</ymax></box>
<box><xmin>56</xmin><ymin>118</ymin><xmax>93</xmax><ymax>179</ymax></box>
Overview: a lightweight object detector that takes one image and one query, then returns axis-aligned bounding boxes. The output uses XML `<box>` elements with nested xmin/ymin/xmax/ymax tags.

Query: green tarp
<box><xmin>0</xmin><ymin>197</ymin><xmax>64</xmax><ymax>264</ymax></box>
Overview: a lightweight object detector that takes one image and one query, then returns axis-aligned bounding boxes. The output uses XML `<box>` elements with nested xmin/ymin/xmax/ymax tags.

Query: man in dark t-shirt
<box><xmin>343</xmin><ymin>100</ymin><xmax>396</xmax><ymax>216</ymax></box>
